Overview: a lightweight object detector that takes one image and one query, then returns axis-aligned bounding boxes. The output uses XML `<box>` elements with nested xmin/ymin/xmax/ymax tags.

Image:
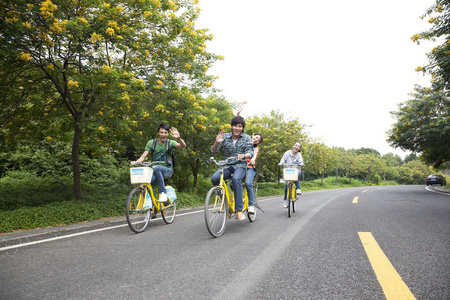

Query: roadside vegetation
<box><xmin>0</xmin><ymin>168</ymin><xmax>407</xmax><ymax>233</ymax></box>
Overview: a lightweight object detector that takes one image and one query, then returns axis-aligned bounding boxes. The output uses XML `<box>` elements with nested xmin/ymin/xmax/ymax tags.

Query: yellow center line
<box><xmin>352</xmin><ymin>197</ymin><xmax>359</xmax><ymax>203</ymax></box>
<box><xmin>358</xmin><ymin>232</ymin><xmax>416</xmax><ymax>300</ymax></box>
<box><xmin>362</xmin><ymin>190</ymin><xmax>368</xmax><ymax>193</ymax></box>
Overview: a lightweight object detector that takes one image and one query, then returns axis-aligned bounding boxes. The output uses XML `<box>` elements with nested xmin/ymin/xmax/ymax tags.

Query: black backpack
<box><xmin>150</xmin><ymin>139</ymin><xmax>175</xmax><ymax>168</ymax></box>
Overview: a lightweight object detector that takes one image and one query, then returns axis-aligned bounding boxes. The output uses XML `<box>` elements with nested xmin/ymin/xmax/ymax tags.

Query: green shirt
<box><xmin>145</xmin><ymin>139</ymin><xmax>177</xmax><ymax>168</ymax></box>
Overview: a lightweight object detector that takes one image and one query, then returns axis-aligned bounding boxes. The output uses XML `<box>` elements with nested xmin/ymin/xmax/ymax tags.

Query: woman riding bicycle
<box><xmin>278</xmin><ymin>142</ymin><xmax>304</xmax><ymax>208</ymax></box>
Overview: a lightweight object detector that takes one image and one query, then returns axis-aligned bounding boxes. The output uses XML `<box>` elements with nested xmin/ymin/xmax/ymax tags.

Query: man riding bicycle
<box><xmin>131</xmin><ymin>124</ymin><xmax>186</xmax><ymax>203</ymax></box>
<box><xmin>211</xmin><ymin>116</ymin><xmax>253</xmax><ymax>221</ymax></box>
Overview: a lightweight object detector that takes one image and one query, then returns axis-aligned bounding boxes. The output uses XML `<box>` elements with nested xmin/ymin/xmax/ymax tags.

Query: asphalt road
<box><xmin>1</xmin><ymin>185</ymin><xmax>449</xmax><ymax>300</ymax></box>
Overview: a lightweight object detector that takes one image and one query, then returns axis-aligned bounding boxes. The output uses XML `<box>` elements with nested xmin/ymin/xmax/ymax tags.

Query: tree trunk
<box><xmin>72</xmin><ymin>118</ymin><xmax>82</xmax><ymax>200</ymax></box>
<box><xmin>335</xmin><ymin>167</ymin><xmax>339</xmax><ymax>186</ymax></box>
<box><xmin>191</xmin><ymin>158</ymin><xmax>200</xmax><ymax>188</ymax></box>
<box><xmin>321</xmin><ymin>172</ymin><xmax>324</xmax><ymax>184</ymax></box>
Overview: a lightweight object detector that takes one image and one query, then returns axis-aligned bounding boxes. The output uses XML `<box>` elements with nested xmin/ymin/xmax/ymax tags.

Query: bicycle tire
<box><xmin>204</xmin><ymin>187</ymin><xmax>227</xmax><ymax>238</ymax></box>
<box><xmin>126</xmin><ymin>187</ymin><xmax>151</xmax><ymax>233</ymax></box>
<box><xmin>287</xmin><ymin>183</ymin><xmax>292</xmax><ymax>218</ymax></box>
<box><xmin>161</xmin><ymin>199</ymin><xmax>176</xmax><ymax>224</ymax></box>
<box><xmin>291</xmin><ymin>183</ymin><xmax>296</xmax><ymax>213</ymax></box>
<box><xmin>248</xmin><ymin>182</ymin><xmax>258</xmax><ymax>222</ymax></box>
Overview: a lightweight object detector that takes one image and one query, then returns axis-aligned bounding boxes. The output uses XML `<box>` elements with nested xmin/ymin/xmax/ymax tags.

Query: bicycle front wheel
<box><xmin>291</xmin><ymin>183</ymin><xmax>296</xmax><ymax>213</ymax></box>
<box><xmin>161</xmin><ymin>199</ymin><xmax>176</xmax><ymax>224</ymax></box>
<box><xmin>287</xmin><ymin>183</ymin><xmax>293</xmax><ymax>218</ymax></box>
<box><xmin>248</xmin><ymin>182</ymin><xmax>258</xmax><ymax>222</ymax></box>
<box><xmin>204</xmin><ymin>187</ymin><xmax>227</xmax><ymax>238</ymax></box>
<box><xmin>126</xmin><ymin>187</ymin><xmax>151</xmax><ymax>233</ymax></box>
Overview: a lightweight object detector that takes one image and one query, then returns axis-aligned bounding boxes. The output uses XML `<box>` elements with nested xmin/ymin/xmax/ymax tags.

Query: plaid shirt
<box><xmin>212</xmin><ymin>132</ymin><xmax>253</xmax><ymax>168</ymax></box>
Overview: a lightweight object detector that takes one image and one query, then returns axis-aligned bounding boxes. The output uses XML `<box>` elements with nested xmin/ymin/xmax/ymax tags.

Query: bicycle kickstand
<box><xmin>255</xmin><ymin>203</ymin><xmax>265</xmax><ymax>213</ymax></box>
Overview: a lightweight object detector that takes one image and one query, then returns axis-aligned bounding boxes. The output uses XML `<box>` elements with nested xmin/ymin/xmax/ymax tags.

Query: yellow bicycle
<box><xmin>126</xmin><ymin>161</ymin><xmax>177</xmax><ymax>233</ymax></box>
<box><xmin>203</xmin><ymin>157</ymin><xmax>261</xmax><ymax>238</ymax></box>
<box><xmin>281</xmin><ymin>164</ymin><xmax>301</xmax><ymax>218</ymax></box>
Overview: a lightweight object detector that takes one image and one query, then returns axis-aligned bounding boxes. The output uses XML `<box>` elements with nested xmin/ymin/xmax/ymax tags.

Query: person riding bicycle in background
<box><xmin>245</xmin><ymin>133</ymin><xmax>263</xmax><ymax>214</ymax></box>
<box><xmin>131</xmin><ymin>124</ymin><xmax>186</xmax><ymax>203</ymax></box>
<box><xmin>278</xmin><ymin>142</ymin><xmax>304</xmax><ymax>208</ymax></box>
<box><xmin>211</xmin><ymin>116</ymin><xmax>253</xmax><ymax>221</ymax></box>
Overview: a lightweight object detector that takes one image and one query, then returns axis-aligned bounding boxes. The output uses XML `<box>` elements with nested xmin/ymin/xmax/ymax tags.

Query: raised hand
<box><xmin>216</xmin><ymin>130</ymin><xmax>225</xmax><ymax>143</ymax></box>
<box><xmin>170</xmin><ymin>127</ymin><xmax>180</xmax><ymax>139</ymax></box>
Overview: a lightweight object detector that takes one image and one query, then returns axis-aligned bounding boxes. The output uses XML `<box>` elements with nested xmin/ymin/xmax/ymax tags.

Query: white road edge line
<box><xmin>425</xmin><ymin>186</ymin><xmax>450</xmax><ymax>196</ymax></box>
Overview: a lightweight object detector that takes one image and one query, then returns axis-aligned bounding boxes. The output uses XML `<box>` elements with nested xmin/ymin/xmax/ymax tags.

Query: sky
<box><xmin>195</xmin><ymin>0</ymin><xmax>437</xmax><ymax>158</ymax></box>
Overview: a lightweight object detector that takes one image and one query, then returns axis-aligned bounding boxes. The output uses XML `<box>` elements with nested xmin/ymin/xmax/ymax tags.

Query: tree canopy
<box><xmin>388</xmin><ymin>0</ymin><xmax>450</xmax><ymax>168</ymax></box>
<box><xmin>0</xmin><ymin>0</ymin><xmax>219</xmax><ymax>198</ymax></box>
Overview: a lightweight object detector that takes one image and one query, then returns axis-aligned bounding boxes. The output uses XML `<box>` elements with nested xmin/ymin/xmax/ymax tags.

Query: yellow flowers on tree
<box><xmin>0</xmin><ymin>0</ymin><xmax>219</xmax><ymax>199</ymax></box>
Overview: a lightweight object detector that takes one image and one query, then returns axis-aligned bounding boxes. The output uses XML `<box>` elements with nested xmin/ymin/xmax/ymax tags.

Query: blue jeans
<box><xmin>284</xmin><ymin>171</ymin><xmax>301</xmax><ymax>200</ymax></box>
<box><xmin>245</xmin><ymin>168</ymin><xmax>255</xmax><ymax>206</ymax></box>
<box><xmin>211</xmin><ymin>166</ymin><xmax>246</xmax><ymax>211</ymax></box>
<box><xmin>151</xmin><ymin>165</ymin><xmax>173</xmax><ymax>194</ymax></box>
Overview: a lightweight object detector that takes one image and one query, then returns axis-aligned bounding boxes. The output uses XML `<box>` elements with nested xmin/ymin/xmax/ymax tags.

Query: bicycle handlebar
<box><xmin>130</xmin><ymin>161</ymin><xmax>166</xmax><ymax>167</ymax></box>
<box><xmin>279</xmin><ymin>163</ymin><xmax>304</xmax><ymax>168</ymax></box>
<box><xmin>202</xmin><ymin>156</ymin><xmax>246</xmax><ymax>167</ymax></box>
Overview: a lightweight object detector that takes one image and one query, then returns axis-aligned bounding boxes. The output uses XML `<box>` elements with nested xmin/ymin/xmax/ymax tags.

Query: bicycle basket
<box><xmin>283</xmin><ymin>168</ymin><xmax>299</xmax><ymax>181</ymax></box>
<box><xmin>130</xmin><ymin>167</ymin><xmax>153</xmax><ymax>184</ymax></box>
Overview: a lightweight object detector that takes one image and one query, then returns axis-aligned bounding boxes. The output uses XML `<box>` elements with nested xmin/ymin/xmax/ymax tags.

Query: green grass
<box><xmin>0</xmin><ymin>175</ymin><xmax>400</xmax><ymax>233</ymax></box>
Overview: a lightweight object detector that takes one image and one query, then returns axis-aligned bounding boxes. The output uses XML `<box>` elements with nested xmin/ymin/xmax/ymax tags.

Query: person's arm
<box><xmin>278</xmin><ymin>151</ymin><xmax>287</xmax><ymax>165</ymax></box>
<box><xmin>297</xmin><ymin>152</ymin><xmax>305</xmax><ymax>166</ymax></box>
<box><xmin>250</xmin><ymin>147</ymin><xmax>258</xmax><ymax>165</ymax></box>
<box><xmin>237</xmin><ymin>135</ymin><xmax>253</xmax><ymax>160</ymax></box>
<box><xmin>131</xmin><ymin>150</ymin><xmax>149</xmax><ymax>165</ymax></box>
<box><xmin>170</xmin><ymin>127</ymin><xmax>186</xmax><ymax>149</ymax></box>
<box><xmin>211</xmin><ymin>130</ymin><xmax>225</xmax><ymax>153</ymax></box>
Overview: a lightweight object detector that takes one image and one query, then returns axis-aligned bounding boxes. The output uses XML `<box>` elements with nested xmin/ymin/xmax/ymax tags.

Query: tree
<box><xmin>387</xmin><ymin>85</ymin><xmax>449</xmax><ymax>168</ymax></box>
<box><xmin>0</xmin><ymin>0</ymin><xmax>219</xmax><ymax>198</ymax></box>
<box><xmin>305</xmin><ymin>140</ymin><xmax>332</xmax><ymax>184</ymax></box>
<box><xmin>412</xmin><ymin>1</ymin><xmax>450</xmax><ymax>90</ymax></box>
<box><xmin>342</xmin><ymin>150</ymin><xmax>358</xmax><ymax>184</ymax></box>
<box><xmin>177</xmin><ymin>94</ymin><xmax>234</xmax><ymax>189</ymax></box>
<box><xmin>246</xmin><ymin>110</ymin><xmax>307</xmax><ymax>183</ymax></box>
<box><xmin>390</xmin><ymin>1</ymin><xmax>450</xmax><ymax>168</ymax></box>
<box><xmin>356</xmin><ymin>153</ymin><xmax>386</xmax><ymax>183</ymax></box>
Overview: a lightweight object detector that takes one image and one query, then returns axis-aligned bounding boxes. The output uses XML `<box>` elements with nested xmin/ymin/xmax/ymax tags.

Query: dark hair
<box><xmin>231</xmin><ymin>116</ymin><xmax>245</xmax><ymax>129</ymax></box>
<box><xmin>157</xmin><ymin>123</ymin><xmax>170</xmax><ymax>133</ymax></box>
<box><xmin>253</xmin><ymin>133</ymin><xmax>263</xmax><ymax>144</ymax></box>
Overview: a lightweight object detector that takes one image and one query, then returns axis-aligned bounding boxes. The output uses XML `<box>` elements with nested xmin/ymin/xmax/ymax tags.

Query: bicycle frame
<box><xmin>217</xmin><ymin>168</ymin><xmax>249</xmax><ymax>217</ymax></box>
<box><xmin>134</xmin><ymin>183</ymin><xmax>169</xmax><ymax>214</ymax></box>
<box><xmin>206</xmin><ymin>156</ymin><xmax>249</xmax><ymax>216</ymax></box>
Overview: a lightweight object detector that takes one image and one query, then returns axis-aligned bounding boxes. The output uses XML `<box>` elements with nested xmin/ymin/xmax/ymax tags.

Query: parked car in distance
<box><xmin>426</xmin><ymin>174</ymin><xmax>447</xmax><ymax>186</ymax></box>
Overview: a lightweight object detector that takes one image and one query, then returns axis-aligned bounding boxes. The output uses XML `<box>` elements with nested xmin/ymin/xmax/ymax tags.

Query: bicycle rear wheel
<box><xmin>126</xmin><ymin>187</ymin><xmax>151</xmax><ymax>233</ymax></box>
<box><xmin>204</xmin><ymin>187</ymin><xmax>227</xmax><ymax>237</ymax></box>
<box><xmin>248</xmin><ymin>182</ymin><xmax>258</xmax><ymax>222</ymax></box>
<box><xmin>161</xmin><ymin>199</ymin><xmax>176</xmax><ymax>224</ymax></box>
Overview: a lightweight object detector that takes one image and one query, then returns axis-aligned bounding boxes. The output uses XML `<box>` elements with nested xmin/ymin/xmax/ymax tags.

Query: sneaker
<box><xmin>248</xmin><ymin>206</ymin><xmax>255</xmax><ymax>214</ymax></box>
<box><xmin>159</xmin><ymin>192</ymin><xmax>168</xmax><ymax>203</ymax></box>
<box><xmin>297</xmin><ymin>188</ymin><xmax>302</xmax><ymax>195</ymax></box>
<box><xmin>283</xmin><ymin>200</ymin><xmax>288</xmax><ymax>208</ymax></box>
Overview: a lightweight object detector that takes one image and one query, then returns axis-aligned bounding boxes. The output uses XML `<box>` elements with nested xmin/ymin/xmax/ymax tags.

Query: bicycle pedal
<box><xmin>151</xmin><ymin>214</ymin><xmax>157</xmax><ymax>219</ymax></box>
